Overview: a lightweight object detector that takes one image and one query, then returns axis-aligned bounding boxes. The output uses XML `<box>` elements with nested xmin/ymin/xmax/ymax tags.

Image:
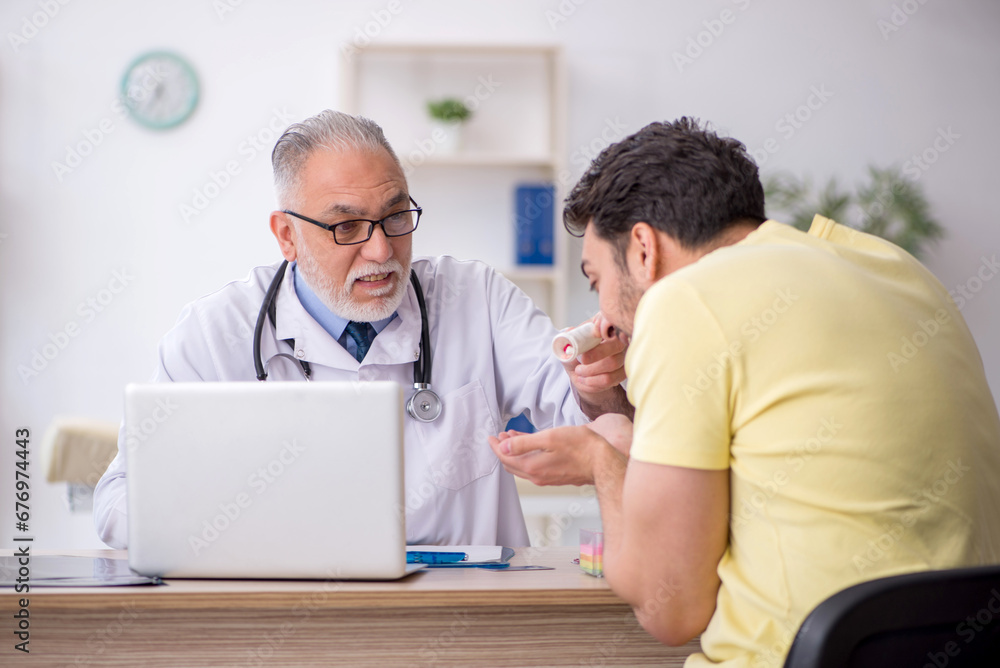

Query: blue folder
<box><xmin>515</xmin><ymin>184</ymin><xmax>555</xmax><ymax>265</ymax></box>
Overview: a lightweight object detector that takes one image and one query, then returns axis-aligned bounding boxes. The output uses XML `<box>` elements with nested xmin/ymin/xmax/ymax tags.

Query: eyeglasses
<box><xmin>283</xmin><ymin>197</ymin><xmax>422</xmax><ymax>245</ymax></box>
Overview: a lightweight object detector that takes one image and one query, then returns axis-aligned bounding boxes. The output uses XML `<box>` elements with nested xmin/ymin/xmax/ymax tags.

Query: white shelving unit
<box><xmin>340</xmin><ymin>43</ymin><xmax>570</xmax><ymax>326</ymax></box>
<box><xmin>341</xmin><ymin>44</ymin><xmax>585</xmax><ymax>532</ymax></box>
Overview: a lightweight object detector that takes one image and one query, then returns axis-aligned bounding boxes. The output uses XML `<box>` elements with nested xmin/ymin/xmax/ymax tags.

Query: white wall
<box><xmin>2</xmin><ymin>0</ymin><xmax>998</xmax><ymax>548</ymax></box>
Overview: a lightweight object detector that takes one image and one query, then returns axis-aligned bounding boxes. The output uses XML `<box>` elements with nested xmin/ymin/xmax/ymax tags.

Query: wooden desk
<box><xmin>1</xmin><ymin>547</ymin><xmax>699</xmax><ymax>667</ymax></box>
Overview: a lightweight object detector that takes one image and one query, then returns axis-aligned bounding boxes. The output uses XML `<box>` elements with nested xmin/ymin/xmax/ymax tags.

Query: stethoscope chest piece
<box><xmin>407</xmin><ymin>383</ymin><xmax>442</xmax><ymax>422</ymax></box>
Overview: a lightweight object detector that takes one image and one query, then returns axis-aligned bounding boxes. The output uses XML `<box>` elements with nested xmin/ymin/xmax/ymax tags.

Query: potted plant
<box><xmin>426</xmin><ymin>97</ymin><xmax>472</xmax><ymax>155</ymax></box>
<box><xmin>764</xmin><ymin>166</ymin><xmax>944</xmax><ymax>259</ymax></box>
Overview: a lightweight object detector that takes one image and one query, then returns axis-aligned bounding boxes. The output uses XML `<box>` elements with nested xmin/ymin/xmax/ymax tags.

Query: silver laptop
<box><xmin>124</xmin><ymin>381</ymin><xmax>423</xmax><ymax>580</ymax></box>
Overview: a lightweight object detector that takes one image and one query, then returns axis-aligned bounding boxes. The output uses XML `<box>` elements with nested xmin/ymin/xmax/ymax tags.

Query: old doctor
<box><xmin>94</xmin><ymin>110</ymin><xmax>630</xmax><ymax>548</ymax></box>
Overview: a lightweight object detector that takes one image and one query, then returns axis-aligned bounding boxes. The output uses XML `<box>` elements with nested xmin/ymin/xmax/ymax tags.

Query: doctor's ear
<box><xmin>270</xmin><ymin>211</ymin><xmax>298</xmax><ymax>262</ymax></box>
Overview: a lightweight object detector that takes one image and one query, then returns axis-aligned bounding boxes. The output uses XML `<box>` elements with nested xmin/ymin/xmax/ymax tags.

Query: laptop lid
<box><xmin>125</xmin><ymin>381</ymin><xmax>419</xmax><ymax>580</ymax></box>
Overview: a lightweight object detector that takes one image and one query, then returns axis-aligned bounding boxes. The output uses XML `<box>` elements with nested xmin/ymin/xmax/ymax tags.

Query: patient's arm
<box><xmin>597</xmin><ymin>453</ymin><xmax>730</xmax><ymax>646</ymax></box>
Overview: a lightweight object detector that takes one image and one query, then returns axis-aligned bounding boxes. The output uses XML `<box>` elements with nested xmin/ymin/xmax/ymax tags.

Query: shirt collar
<box><xmin>291</xmin><ymin>261</ymin><xmax>396</xmax><ymax>339</ymax></box>
<box><xmin>272</xmin><ymin>261</ymin><xmax>418</xmax><ymax>370</ymax></box>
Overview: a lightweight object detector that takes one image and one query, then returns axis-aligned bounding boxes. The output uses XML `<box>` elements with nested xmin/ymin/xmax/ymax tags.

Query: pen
<box><xmin>406</xmin><ymin>551</ymin><xmax>468</xmax><ymax>564</ymax></box>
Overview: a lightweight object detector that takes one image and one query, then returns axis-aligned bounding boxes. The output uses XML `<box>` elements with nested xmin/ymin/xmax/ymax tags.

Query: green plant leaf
<box><xmin>764</xmin><ymin>166</ymin><xmax>943</xmax><ymax>258</ymax></box>
<box><xmin>426</xmin><ymin>98</ymin><xmax>472</xmax><ymax>123</ymax></box>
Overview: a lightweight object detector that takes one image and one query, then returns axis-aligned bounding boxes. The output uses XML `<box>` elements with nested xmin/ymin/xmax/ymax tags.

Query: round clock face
<box><xmin>121</xmin><ymin>51</ymin><xmax>199</xmax><ymax>130</ymax></box>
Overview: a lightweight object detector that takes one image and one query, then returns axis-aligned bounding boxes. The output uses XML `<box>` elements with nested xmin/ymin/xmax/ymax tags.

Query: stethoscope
<box><xmin>252</xmin><ymin>259</ymin><xmax>443</xmax><ymax>422</ymax></box>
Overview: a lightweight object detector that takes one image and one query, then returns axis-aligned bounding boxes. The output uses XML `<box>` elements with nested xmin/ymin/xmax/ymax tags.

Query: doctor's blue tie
<box><xmin>345</xmin><ymin>321</ymin><xmax>374</xmax><ymax>362</ymax></box>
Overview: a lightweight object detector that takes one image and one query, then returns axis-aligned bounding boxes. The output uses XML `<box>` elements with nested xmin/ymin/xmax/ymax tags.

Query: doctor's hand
<box><xmin>563</xmin><ymin>314</ymin><xmax>633</xmax><ymax>421</ymax></box>
<box><xmin>488</xmin><ymin>425</ymin><xmax>626</xmax><ymax>487</ymax></box>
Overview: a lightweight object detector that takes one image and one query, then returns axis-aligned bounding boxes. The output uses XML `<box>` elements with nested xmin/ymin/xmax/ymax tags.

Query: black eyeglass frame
<box><xmin>282</xmin><ymin>196</ymin><xmax>422</xmax><ymax>245</ymax></box>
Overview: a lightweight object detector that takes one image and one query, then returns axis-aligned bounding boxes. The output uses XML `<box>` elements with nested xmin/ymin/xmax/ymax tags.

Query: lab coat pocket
<box><xmin>414</xmin><ymin>380</ymin><xmax>499</xmax><ymax>491</ymax></box>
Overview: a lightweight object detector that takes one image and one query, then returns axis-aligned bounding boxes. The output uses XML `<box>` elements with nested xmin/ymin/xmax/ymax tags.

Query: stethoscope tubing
<box><xmin>253</xmin><ymin>260</ymin><xmax>441</xmax><ymax>421</ymax></box>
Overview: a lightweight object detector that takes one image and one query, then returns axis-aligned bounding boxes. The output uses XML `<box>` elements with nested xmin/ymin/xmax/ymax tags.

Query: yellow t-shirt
<box><xmin>626</xmin><ymin>217</ymin><xmax>1000</xmax><ymax>668</ymax></box>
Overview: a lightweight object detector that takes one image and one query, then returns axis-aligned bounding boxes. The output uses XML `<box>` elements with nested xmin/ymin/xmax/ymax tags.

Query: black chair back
<box><xmin>783</xmin><ymin>565</ymin><xmax>1000</xmax><ymax>668</ymax></box>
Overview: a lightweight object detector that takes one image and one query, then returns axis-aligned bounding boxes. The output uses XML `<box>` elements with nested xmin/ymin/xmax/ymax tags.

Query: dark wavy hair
<box><xmin>564</xmin><ymin>118</ymin><xmax>766</xmax><ymax>261</ymax></box>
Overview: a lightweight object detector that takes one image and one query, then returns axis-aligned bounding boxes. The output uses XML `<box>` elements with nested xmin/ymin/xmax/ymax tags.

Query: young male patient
<box><xmin>490</xmin><ymin>118</ymin><xmax>1000</xmax><ymax>667</ymax></box>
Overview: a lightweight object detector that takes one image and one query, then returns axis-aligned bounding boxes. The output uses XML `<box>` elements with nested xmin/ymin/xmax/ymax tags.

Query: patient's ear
<box><xmin>627</xmin><ymin>222</ymin><xmax>663</xmax><ymax>287</ymax></box>
<box><xmin>270</xmin><ymin>211</ymin><xmax>298</xmax><ymax>262</ymax></box>
<box><xmin>629</xmin><ymin>222</ymin><xmax>699</xmax><ymax>283</ymax></box>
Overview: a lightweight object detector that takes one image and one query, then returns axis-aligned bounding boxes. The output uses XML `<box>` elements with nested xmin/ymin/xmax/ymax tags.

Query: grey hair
<box><xmin>271</xmin><ymin>110</ymin><xmax>402</xmax><ymax>209</ymax></box>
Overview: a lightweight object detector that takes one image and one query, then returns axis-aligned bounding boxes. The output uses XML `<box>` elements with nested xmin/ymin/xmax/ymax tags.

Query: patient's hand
<box><xmin>564</xmin><ymin>313</ymin><xmax>632</xmax><ymax>421</ymax></box>
<box><xmin>489</xmin><ymin>426</ymin><xmax>602</xmax><ymax>486</ymax></box>
<box><xmin>586</xmin><ymin>413</ymin><xmax>633</xmax><ymax>457</ymax></box>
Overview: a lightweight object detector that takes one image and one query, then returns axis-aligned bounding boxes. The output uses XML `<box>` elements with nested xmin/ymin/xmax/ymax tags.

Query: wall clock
<box><xmin>121</xmin><ymin>51</ymin><xmax>199</xmax><ymax>130</ymax></box>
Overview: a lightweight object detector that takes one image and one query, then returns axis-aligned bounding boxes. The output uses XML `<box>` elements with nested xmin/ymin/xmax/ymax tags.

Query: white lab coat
<box><xmin>94</xmin><ymin>256</ymin><xmax>587</xmax><ymax>549</ymax></box>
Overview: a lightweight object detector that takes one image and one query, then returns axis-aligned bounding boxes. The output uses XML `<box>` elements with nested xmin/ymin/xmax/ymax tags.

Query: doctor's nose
<box><xmin>360</xmin><ymin>224</ymin><xmax>393</xmax><ymax>263</ymax></box>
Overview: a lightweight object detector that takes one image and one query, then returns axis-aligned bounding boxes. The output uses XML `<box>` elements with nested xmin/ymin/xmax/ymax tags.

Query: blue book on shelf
<box><xmin>515</xmin><ymin>183</ymin><xmax>554</xmax><ymax>265</ymax></box>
